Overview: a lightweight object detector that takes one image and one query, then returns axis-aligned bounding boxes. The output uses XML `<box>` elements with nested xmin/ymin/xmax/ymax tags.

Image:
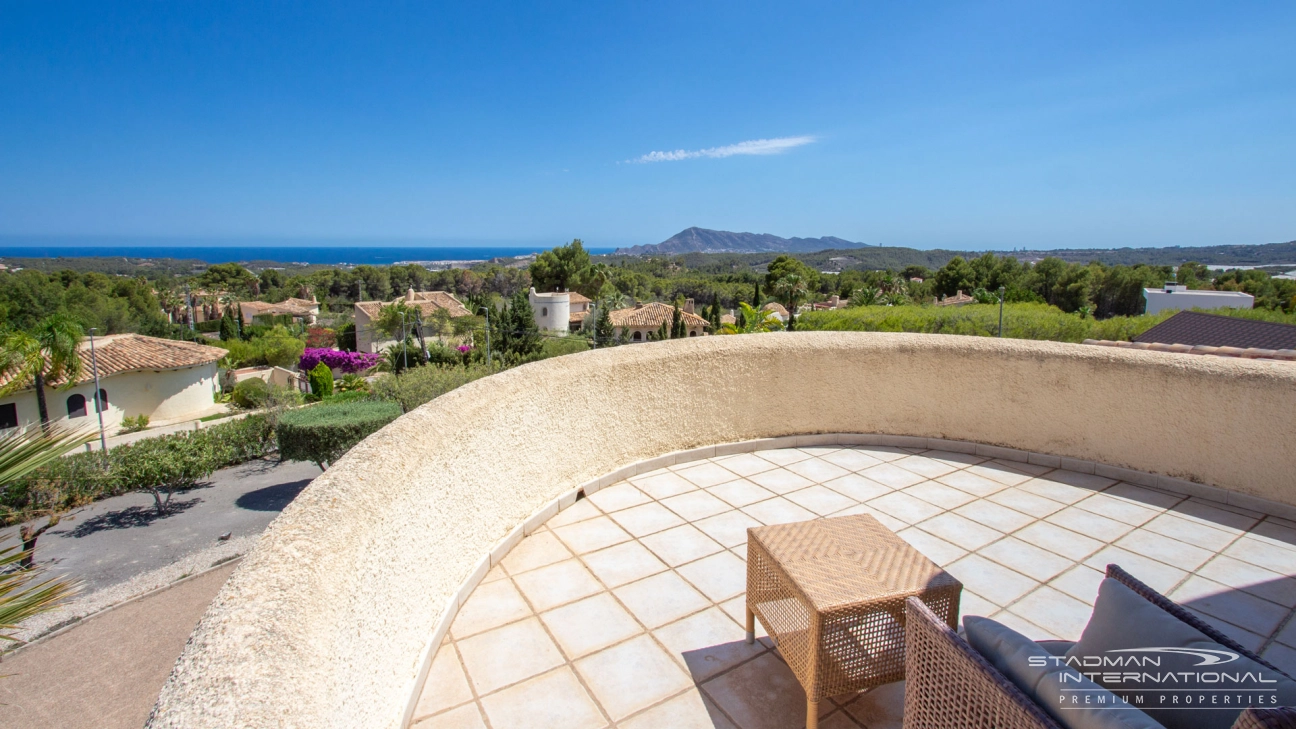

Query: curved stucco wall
<box><xmin>148</xmin><ymin>333</ymin><xmax>1296</xmax><ymax>728</ymax></box>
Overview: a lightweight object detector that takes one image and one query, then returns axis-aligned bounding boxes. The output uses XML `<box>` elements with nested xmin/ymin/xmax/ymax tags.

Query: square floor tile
<box><xmin>823</xmin><ymin>474</ymin><xmax>891</xmax><ymax>502</ymax></box>
<box><xmin>866</xmin><ymin>491</ymin><xmax>943</xmax><ymax>525</ymax></box>
<box><xmin>1186</xmin><ymin>607</ymin><xmax>1267</xmax><ymax>654</ymax></box>
<box><xmin>553</xmin><ymin>516</ymin><xmax>633</xmax><ymax>554</ymax></box>
<box><xmin>936</xmin><ymin>470</ymin><xmax>1010</xmax><ymax>497</ymax></box>
<box><xmin>954</xmin><ymin>501</ymin><xmax>1034</xmax><ymax>533</ymax></box>
<box><xmin>501</xmin><ymin>530</ymin><xmax>574</xmax><ymax>576</ymax></box>
<box><xmin>582</xmin><ymin>540</ymin><xmax>668</xmax><ymax>588</ymax></box>
<box><xmin>896</xmin><ymin>527</ymin><xmax>966</xmax><ymax>566</ymax></box>
<box><xmin>702</xmin><ymin>652</ymin><xmax>808</xmax><ymax>729</ymax></box>
<box><xmin>1276</xmin><ymin>618</ymin><xmax>1296</xmax><ymax>649</ymax></box>
<box><xmin>958</xmin><ymin>592</ymin><xmax>999</xmax><ymax>622</ymax></box>
<box><xmin>1196</xmin><ymin>555</ymin><xmax>1296</xmax><ymax>606</ymax></box>
<box><xmin>641</xmin><ymin>524</ymin><xmax>725</xmax><ymax>566</ymax></box>
<box><xmin>708</xmin><ymin>479</ymin><xmax>778</xmax><ymax>508</ymax></box>
<box><xmin>1046</xmin><ymin>507</ymin><xmax>1134</xmax><ymax>543</ymax></box>
<box><xmin>662</xmin><ymin>490</ymin><xmax>733</xmax><ymax>521</ymax></box>
<box><xmin>1049</xmin><ymin>564</ymin><xmax>1105</xmax><ymax>604</ymax></box>
<box><xmin>859</xmin><ymin>463</ymin><xmax>926</xmax><ymax>489</ymax></box>
<box><xmin>784</xmin><ymin>485</ymin><xmax>857</xmax><ymax>516</ymax></box>
<box><xmin>676</xmin><ymin>550</ymin><xmax>748</xmax><ymax>602</ymax></box>
<box><xmin>1040</xmin><ymin>469</ymin><xmax>1115</xmax><ymax>491</ymax></box>
<box><xmin>1105</xmin><ymin>482</ymin><xmax>1183</xmax><ymax>510</ymax></box>
<box><xmin>747</xmin><ymin>468</ymin><xmax>816</xmax><ymax>495</ymax></box>
<box><xmin>715</xmin><ymin>453</ymin><xmax>778</xmax><ymax>477</ymax></box>
<box><xmin>1014</xmin><ymin>521</ymin><xmax>1104</xmax><ymax>561</ymax></box>
<box><xmin>756</xmin><ymin>448</ymin><xmax>814</xmax><ymax>466</ymax></box>
<box><xmin>653</xmin><ymin>607</ymin><xmax>766</xmax><ymax>682</ymax></box>
<box><xmin>978</xmin><ymin>537</ymin><xmax>1073</xmax><ymax>582</ymax></box>
<box><xmin>820</xmin><ymin>449</ymin><xmax>884</xmax><ymax>471</ymax></box>
<box><xmin>742</xmin><ymin>497</ymin><xmax>819</xmax><ymax>526</ymax></box>
<box><xmin>990</xmin><ymin>609</ymin><xmax>1059</xmax><ymax>640</ymax></box>
<box><xmin>1074</xmin><ymin>493</ymin><xmax>1160</xmax><ymax>526</ymax></box>
<box><xmin>413</xmin><ymin>703</ymin><xmax>487</xmax><ymax>729</ymax></box>
<box><xmin>413</xmin><ymin>648</ymin><xmax>474</xmax><ymax>720</ymax></box>
<box><xmin>541</xmin><ymin>593</ymin><xmax>643</xmax><ymax>659</ymax></box>
<box><xmin>842</xmin><ymin>680</ymin><xmax>904</xmax><ymax>729</ymax></box>
<box><xmin>1114</xmin><ymin>529</ymin><xmax>1215</xmax><ymax>571</ymax></box>
<box><xmin>632</xmin><ymin>471</ymin><xmax>698</xmax><ymax>500</ymax></box>
<box><xmin>457</xmin><ymin>617</ymin><xmax>565</xmax><ymax>696</ymax></box>
<box><xmin>1017</xmin><ymin>476</ymin><xmax>1099</xmax><ymax>504</ymax></box>
<box><xmin>903</xmin><ymin>481</ymin><xmax>976</xmax><ymax>509</ymax></box>
<box><xmin>785</xmin><ymin>458</ymin><xmax>851</xmax><ymax>483</ymax></box>
<box><xmin>512</xmin><ymin>559</ymin><xmax>605</xmax><ymax>612</ymax></box>
<box><xmin>1082</xmin><ymin>546</ymin><xmax>1186</xmax><ymax>595</ymax></box>
<box><xmin>620</xmin><ymin>687</ymin><xmax>737</xmax><ymax>729</ymax></box>
<box><xmin>854</xmin><ymin>446</ymin><xmax>910</xmax><ymax>462</ymax></box>
<box><xmin>966</xmin><ymin>462</ymin><xmax>1034</xmax><ymax>486</ymax></box>
<box><xmin>1224</xmin><ymin>536</ymin><xmax>1296</xmax><ymax>574</ymax></box>
<box><xmin>916</xmin><ymin>512</ymin><xmax>1002</xmax><ymax>551</ymax></box>
<box><xmin>987</xmin><ymin>488</ymin><xmax>1066</xmax><ymax>518</ymax></box>
<box><xmin>610</xmin><ymin>502</ymin><xmax>685</xmax><ymax>538</ymax></box>
<box><xmin>478</xmin><ymin>667</ymin><xmax>606</xmax><ymax>729</ymax></box>
<box><xmin>676</xmin><ymin>462</ymin><xmax>745</xmax><ymax>488</ymax></box>
<box><xmin>481</xmin><ymin>564</ymin><xmax>508</xmax><ymax>584</ymax></box>
<box><xmin>694</xmin><ymin>511</ymin><xmax>765</xmax><ymax>548</ymax></box>
<box><xmin>925</xmin><ymin>450</ymin><xmax>986</xmax><ymax>467</ymax></box>
<box><xmin>1008</xmin><ymin>586</ymin><xmax>1093</xmax><ymax>639</ymax></box>
<box><xmin>547</xmin><ymin>498</ymin><xmax>602</xmax><ymax>528</ymax></box>
<box><xmin>1250</xmin><ymin>521</ymin><xmax>1296</xmax><ymax>552</ymax></box>
<box><xmin>892</xmin><ymin>455</ymin><xmax>959</xmax><ymax>479</ymax></box>
<box><xmin>586</xmin><ymin>483</ymin><xmax>651</xmax><ymax>513</ymax></box>
<box><xmin>614</xmin><ymin>571</ymin><xmax>711</xmax><ymax>628</ymax></box>
<box><xmin>575</xmin><ymin>634</ymin><xmax>694</xmax><ymax>720</ymax></box>
<box><xmin>945</xmin><ymin>554</ymin><xmax>1039</xmax><ymax>606</ymax></box>
<box><xmin>1169</xmin><ymin>576</ymin><xmax>1290</xmax><ymax>636</ymax></box>
<box><xmin>1170</xmin><ymin>499</ymin><xmax>1260</xmax><ymax>532</ymax></box>
<box><xmin>828</xmin><ymin>503</ymin><xmax>909</xmax><ymax>532</ymax></box>
<box><xmin>1136</xmin><ymin>513</ymin><xmax>1237</xmax><ymax>553</ymax></box>
<box><xmin>1262</xmin><ymin>643</ymin><xmax>1296</xmax><ymax>679</ymax></box>
<box><xmin>451</xmin><ymin>578</ymin><xmax>533</xmax><ymax>639</ymax></box>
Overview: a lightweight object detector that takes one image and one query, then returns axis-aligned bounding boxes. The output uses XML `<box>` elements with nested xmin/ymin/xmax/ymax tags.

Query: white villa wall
<box><xmin>149</xmin><ymin>333</ymin><xmax>1296</xmax><ymax>729</ymax></box>
<box><xmin>528</xmin><ymin>288</ymin><xmax>570</xmax><ymax>332</ymax></box>
<box><xmin>1143</xmin><ymin>286</ymin><xmax>1254</xmax><ymax>315</ymax></box>
<box><xmin>0</xmin><ymin>363</ymin><xmax>220</xmax><ymax>431</ymax></box>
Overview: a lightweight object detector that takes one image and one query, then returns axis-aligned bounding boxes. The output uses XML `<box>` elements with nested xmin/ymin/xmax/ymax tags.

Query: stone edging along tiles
<box><xmin>399</xmin><ymin>431</ymin><xmax>1296</xmax><ymax>728</ymax></box>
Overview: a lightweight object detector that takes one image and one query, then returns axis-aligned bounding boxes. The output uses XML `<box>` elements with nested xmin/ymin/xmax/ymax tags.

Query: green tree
<box><xmin>594</xmin><ymin>302</ymin><xmax>615</xmax><ymax>346</ymax></box>
<box><xmin>670</xmin><ymin>303</ymin><xmax>684</xmax><ymax>338</ymax></box>
<box><xmin>765</xmin><ymin>255</ymin><xmax>819</xmax><ymax>293</ymax></box>
<box><xmin>219</xmin><ymin>306</ymin><xmax>240</xmax><ymax>341</ymax></box>
<box><xmin>933</xmin><ymin>256</ymin><xmax>977</xmax><ymax>297</ymax></box>
<box><xmin>0</xmin><ymin>314</ymin><xmax>86</xmax><ymax>427</ymax></box>
<box><xmin>772</xmin><ymin>274</ymin><xmax>809</xmax><ymax>331</ymax></box>
<box><xmin>719</xmin><ymin>303</ymin><xmax>783</xmax><ymax>334</ymax></box>
<box><xmin>529</xmin><ymin>240</ymin><xmax>596</xmax><ymax>295</ymax></box>
<box><xmin>197</xmin><ymin>263</ymin><xmax>257</xmax><ymax>293</ymax></box>
<box><xmin>308</xmin><ymin>362</ymin><xmax>334</xmax><ymax>398</ymax></box>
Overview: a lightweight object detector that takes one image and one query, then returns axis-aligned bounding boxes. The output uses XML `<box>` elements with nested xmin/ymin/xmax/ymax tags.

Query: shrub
<box><xmin>118</xmin><ymin>414</ymin><xmax>150</xmax><ymax>433</ymax></box>
<box><xmin>113</xmin><ymin>435</ymin><xmax>218</xmax><ymax>514</ymax></box>
<box><xmin>308</xmin><ymin>362</ymin><xmax>334</xmax><ymax>398</ymax></box>
<box><xmin>298</xmin><ymin>348</ymin><xmax>381</xmax><ymax>374</ymax></box>
<box><xmin>370</xmin><ymin>364</ymin><xmax>492</xmax><ymax>413</ymax></box>
<box><xmin>336</xmin><ymin>373</ymin><xmax>370</xmax><ymax>393</ymax></box>
<box><xmin>275</xmin><ymin>401</ymin><xmax>402</xmax><ymax>470</ymax></box>
<box><xmin>305</xmin><ymin>327</ymin><xmax>337</xmax><ymax>348</ymax></box>
<box><xmin>798</xmin><ymin>303</ymin><xmax>1180</xmax><ymax>343</ymax></box>
<box><xmin>231</xmin><ymin>378</ymin><xmax>270</xmax><ymax>409</ymax></box>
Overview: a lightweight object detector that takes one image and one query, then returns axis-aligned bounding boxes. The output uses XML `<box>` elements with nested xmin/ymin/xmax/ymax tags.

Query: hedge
<box><xmin>275</xmin><ymin>401</ymin><xmax>402</xmax><ymax>470</ymax></box>
<box><xmin>797</xmin><ymin>303</ymin><xmax>1178</xmax><ymax>343</ymax></box>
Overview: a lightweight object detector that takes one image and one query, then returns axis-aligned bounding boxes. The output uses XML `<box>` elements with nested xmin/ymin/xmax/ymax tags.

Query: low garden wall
<box><xmin>147</xmin><ymin>332</ymin><xmax>1296</xmax><ymax>728</ymax></box>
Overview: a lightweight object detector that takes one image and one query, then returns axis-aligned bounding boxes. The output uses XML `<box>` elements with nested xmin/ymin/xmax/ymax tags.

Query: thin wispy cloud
<box><xmin>629</xmin><ymin>135</ymin><xmax>816</xmax><ymax>163</ymax></box>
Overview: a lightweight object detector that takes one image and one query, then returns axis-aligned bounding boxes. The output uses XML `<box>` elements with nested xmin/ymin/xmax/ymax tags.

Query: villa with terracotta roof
<box><xmin>0</xmin><ymin>334</ymin><xmax>227</xmax><ymax>432</ymax></box>
<box><xmin>239</xmin><ymin>297</ymin><xmax>320</xmax><ymax>325</ymax></box>
<box><xmin>354</xmin><ymin>289</ymin><xmax>472</xmax><ymax>353</ymax></box>
<box><xmin>608</xmin><ymin>301</ymin><xmax>709</xmax><ymax>342</ymax></box>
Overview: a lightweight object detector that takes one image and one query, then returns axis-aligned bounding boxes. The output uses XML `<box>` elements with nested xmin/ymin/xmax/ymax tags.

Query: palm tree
<box><xmin>0</xmin><ymin>425</ymin><xmax>89</xmax><ymax>643</ymax></box>
<box><xmin>0</xmin><ymin>314</ymin><xmax>86</xmax><ymax>428</ymax></box>
<box><xmin>772</xmin><ymin>274</ymin><xmax>809</xmax><ymax>330</ymax></box>
<box><xmin>719</xmin><ymin>303</ymin><xmax>784</xmax><ymax>334</ymax></box>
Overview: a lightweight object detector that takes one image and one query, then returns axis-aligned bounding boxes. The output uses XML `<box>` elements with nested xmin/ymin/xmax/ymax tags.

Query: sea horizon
<box><xmin>0</xmin><ymin>241</ymin><xmax>617</xmax><ymax>266</ymax></box>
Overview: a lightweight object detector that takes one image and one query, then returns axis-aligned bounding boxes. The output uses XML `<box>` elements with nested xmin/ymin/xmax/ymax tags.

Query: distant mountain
<box><xmin>616</xmin><ymin>227</ymin><xmax>872</xmax><ymax>255</ymax></box>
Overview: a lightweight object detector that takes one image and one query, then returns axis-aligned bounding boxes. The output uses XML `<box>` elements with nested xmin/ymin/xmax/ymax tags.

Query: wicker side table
<box><xmin>744</xmin><ymin>514</ymin><xmax>962</xmax><ymax>729</ymax></box>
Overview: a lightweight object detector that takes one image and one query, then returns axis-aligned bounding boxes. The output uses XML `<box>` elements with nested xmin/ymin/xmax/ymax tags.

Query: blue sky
<box><xmin>1</xmin><ymin>1</ymin><xmax>1293</xmax><ymax>250</ymax></box>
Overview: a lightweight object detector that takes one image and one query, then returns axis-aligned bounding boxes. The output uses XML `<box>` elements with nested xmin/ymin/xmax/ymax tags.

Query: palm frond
<box><xmin>0</xmin><ymin>543</ymin><xmax>79</xmax><ymax>641</ymax></box>
<box><xmin>0</xmin><ymin>425</ymin><xmax>95</xmax><ymax>485</ymax></box>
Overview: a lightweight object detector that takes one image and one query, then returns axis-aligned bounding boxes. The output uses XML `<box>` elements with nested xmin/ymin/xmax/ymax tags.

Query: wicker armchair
<box><xmin>900</xmin><ymin>564</ymin><xmax>1296</xmax><ymax>729</ymax></box>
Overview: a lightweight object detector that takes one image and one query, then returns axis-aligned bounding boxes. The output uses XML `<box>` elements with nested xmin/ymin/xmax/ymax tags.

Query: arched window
<box><xmin>95</xmin><ymin>389</ymin><xmax>108</xmax><ymax>413</ymax></box>
<box><xmin>67</xmin><ymin>394</ymin><xmax>87</xmax><ymax>418</ymax></box>
<box><xmin>688</xmin><ymin>331</ymin><xmax>697</xmax><ymax>337</ymax></box>
<box><xmin>541</xmin><ymin>307</ymin><xmax>548</xmax><ymax>317</ymax></box>
<box><xmin>632</xmin><ymin>331</ymin><xmax>643</xmax><ymax>341</ymax></box>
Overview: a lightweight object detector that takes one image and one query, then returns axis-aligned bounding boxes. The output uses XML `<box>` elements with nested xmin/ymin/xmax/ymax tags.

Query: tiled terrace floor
<box><xmin>412</xmin><ymin>446</ymin><xmax>1296</xmax><ymax>729</ymax></box>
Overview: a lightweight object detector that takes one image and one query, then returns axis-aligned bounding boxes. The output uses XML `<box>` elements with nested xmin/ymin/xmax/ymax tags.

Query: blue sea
<box><xmin>0</xmin><ymin>243</ymin><xmax>617</xmax><ymax>266</ymax></box>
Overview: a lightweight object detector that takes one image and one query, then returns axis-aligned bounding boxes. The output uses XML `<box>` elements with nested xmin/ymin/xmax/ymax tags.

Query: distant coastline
<box><xmin>0</xmin><ymin>244</ymin><xmax>616</xmax><ymax>266</ymax></box>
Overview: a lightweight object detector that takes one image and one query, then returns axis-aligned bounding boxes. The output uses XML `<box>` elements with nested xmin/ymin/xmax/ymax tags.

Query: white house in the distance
<box><xmin>527</xmin><ymin>289</ymin><xmax>594</xmax><ymax>333</ymax></box>
<box><xmin>0</xmin><ymin>334</ymin><xmax>227</xmax><ymax>432</ymax></box>
<box><xmin>1143</xmin><ymin>284</ymin><xmax>1254</xmax><ymax>315</ymax></box>
<box><xmin>354</xmin><ymin>289</ymin><xmax>472</xmax><ymax>353</ymax></box>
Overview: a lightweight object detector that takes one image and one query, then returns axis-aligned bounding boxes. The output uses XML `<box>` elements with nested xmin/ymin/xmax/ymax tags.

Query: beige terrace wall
<box><xmin>147</xmin><ymin>333</ymin><xmax>1296</xmax><ymax>729</ymax></box>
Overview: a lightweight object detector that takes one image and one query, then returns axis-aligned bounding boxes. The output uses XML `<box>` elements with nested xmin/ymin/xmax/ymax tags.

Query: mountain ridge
<box><xmin>616</xmin><ymin>227</ymin><xmax>872</xmax><ymax>255</ymax></box>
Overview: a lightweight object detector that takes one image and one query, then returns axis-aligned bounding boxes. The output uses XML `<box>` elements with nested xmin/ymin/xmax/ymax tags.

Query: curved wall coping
<box><xmin>147</xmin><ymin>333</ymin><xmax>1296</xmax><ymax>728</ymax></box>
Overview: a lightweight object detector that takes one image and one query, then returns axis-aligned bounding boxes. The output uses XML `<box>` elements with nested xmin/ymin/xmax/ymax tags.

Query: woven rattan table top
<box><xmin>748</xmin><ymin>514</ymin><xmax>959</xmax><ymax>613</ymax></box>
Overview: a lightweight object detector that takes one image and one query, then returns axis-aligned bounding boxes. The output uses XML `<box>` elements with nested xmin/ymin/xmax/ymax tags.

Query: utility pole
<box><xmin>87</xmin><ymin>328</ymin><xmax>108</xmax><ymax>465</ymax></box>
<box><xmin>479</xmin><ymin>307</ymin><xmax>491</xmax><ymax>370</ymax></box>
<box><xmin>400</xmin><ymin>310</ymin><xmax>408</xmax><ymax>371</ymax></box>
<box><xmin>998</xmin><ymin>286</ymin><xmax>1006</xmax><ymax>337</ymax></box>
<box><xmin>185</xmin><ymin>285</ymin><xmax>195</xmax><ymax>340</ymax></box>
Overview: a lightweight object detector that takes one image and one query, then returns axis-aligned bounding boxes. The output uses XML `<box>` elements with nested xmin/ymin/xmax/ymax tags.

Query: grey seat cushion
<box><xmin>965</xmin><ymin>616</ymin><xmax>1165</xmax><ymax>729</ymax></box>
<box><xmin>1065</xmin><ymin>577</ymin><xmax>1296</xmax><ymax>729</ymax></box>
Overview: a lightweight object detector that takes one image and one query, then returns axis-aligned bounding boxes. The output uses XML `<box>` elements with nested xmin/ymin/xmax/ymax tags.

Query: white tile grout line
<box><xmin>406</xmin><ymin>434</ymin><xmax>1296</xmax><ymax>727</ymax></box>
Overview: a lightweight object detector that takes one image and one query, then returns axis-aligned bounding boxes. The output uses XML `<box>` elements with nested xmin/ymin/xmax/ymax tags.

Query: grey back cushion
<box><xmin>1065</xmin><ymin>577</ymin><xmax>1296</xmax><ymax>729</ymax></box>
<box><xmin>965</xmin><ymin>616</ymin><xmax>1165</xmax><ymax>729</ymax></box>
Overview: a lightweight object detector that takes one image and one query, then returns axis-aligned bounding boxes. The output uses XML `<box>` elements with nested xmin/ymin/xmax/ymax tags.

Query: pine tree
<box><xmin>709</xmin><ymin>294</ymin><xmax>721</xmax><ymax>329</ymax></box>
<box><xmin>219</xmin><ymin>307</ymin><xmax>239</xmax><ymax>341</ymax></box>
<box><xmin>508</xmin><ymin>290</ymin><xmax>542</xmax><ymax>359</ymax></box>
<box><xmin>595</xmin><ymin>303</ymin><xmax>615</xmax><ymax>346</ymax></box>
<box><xmin>671</xmin><ymin>304</ymin><xmax>683</xmax><ymax>338</ymax></box>
<box><xmin>236</xmin><ymin>303</ymin><xmax>247</xmax><ymax>339</ymax></box>
<box><xmin>753</xmin><ymin>282</ymin><xmax>761</xmax><ymax>307</ymax></box>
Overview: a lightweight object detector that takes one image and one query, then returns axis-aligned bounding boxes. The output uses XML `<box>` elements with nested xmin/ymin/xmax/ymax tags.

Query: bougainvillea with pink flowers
<box><xmin>299</xmin><ymin>348</ymin><xmax>381</xmax><ymax>374</ymax></box>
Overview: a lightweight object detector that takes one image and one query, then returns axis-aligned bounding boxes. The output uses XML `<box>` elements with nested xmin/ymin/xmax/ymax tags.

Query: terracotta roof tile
<box><xmin>354</xmin><ymin>291</ymin><xmax>471</xmax><ymax>319</ymax></box>
<box><xmin>0</xmin><ymin>334</ymin><xmax>227</xmax><ymax>390</ymax></box>
<box><xmin>609</xmin><ymin>302</ymin><xmax>709</xmax><ymax>328</ymax></box>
